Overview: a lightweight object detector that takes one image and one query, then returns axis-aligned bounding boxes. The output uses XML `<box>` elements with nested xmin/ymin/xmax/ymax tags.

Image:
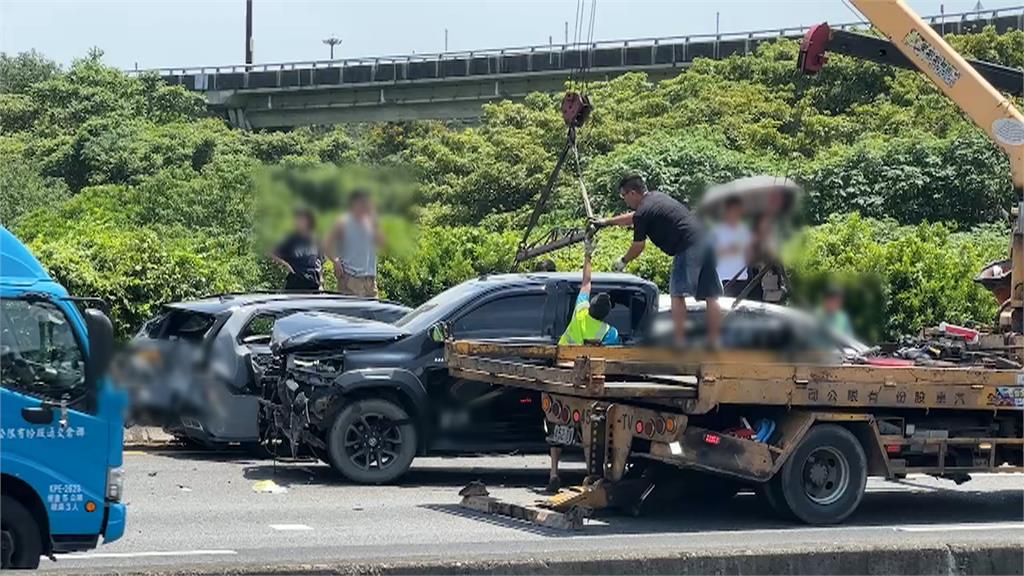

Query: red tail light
<box><xmin>703</xmin><ymin>433</ymin><xmax>721</xmax><ymax>445</ymax></box>
<box><xmin>572</xmin><ymin>410</ymin><xmax>581</xmax><ymax>423</ymax></box>
<box><xmin>634</xmin><ymin>420</ymin><xmax>644</xmax><ymax>435</ymax></box>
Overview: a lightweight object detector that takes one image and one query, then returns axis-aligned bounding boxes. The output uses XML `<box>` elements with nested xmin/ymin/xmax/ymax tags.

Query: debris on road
<box><xmin>252</xmin><ymin>479</ymin><xmax>288</xmax><ymax>494</ymax></box>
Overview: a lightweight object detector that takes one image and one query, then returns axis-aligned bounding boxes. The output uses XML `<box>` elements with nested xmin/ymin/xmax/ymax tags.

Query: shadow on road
<box><xmin>238</xmin><ymin>459</ymin><xmax>587</xmax><ymax>490</ymax></box>
<box><xmin>418</xmin><ymin>486</ymin><xmax>1024</xmax><ymax>537</ymax></box>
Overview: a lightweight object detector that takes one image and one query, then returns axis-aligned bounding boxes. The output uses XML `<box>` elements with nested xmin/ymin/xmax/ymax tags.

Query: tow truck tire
<box><xmin>327</xmin><ymin>397</ymin><xmax>417</xmax><ymax>484</ymax></box>
<box><xmin>757</xmin><ymin>475</ymin><xmax>795</xmax><ymax>521</ymax></box>
<box><xmin>1</xmin><ymin>495</ymin><xmax>42</xmax><ymax>569</ymax></box>
<box><xmin>774</xmin><ymin>424</ymin><xmax>867</xmax><ymax>525</ymax></box>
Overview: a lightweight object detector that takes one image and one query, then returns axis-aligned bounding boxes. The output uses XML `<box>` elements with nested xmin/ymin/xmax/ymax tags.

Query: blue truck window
<box><xmin>0</xmin><ymin>299</ymin><xmax>87</xmax><ymax>406</ymax></box>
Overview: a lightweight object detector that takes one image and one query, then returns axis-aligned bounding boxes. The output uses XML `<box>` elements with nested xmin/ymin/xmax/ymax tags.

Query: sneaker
<box><xmin>545</xmin><ymin>476</ymin><xmax>562</xmax><ymax>494</ymax></box>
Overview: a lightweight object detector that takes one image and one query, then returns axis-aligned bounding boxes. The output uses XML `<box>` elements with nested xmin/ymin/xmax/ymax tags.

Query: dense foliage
<box><xmin>1</xmin><ymin>28</ymin><xmax>1021</xmax><ymax>341</ymax></box>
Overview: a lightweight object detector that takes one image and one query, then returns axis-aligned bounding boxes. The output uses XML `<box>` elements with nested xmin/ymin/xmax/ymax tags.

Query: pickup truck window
<box><xmin>452</xmin><ymin>294</ymin><xmax>547</xmax><ymax>339</ymax></box>
<box><xmin>240</xmin><ymin>313</ymin><xmax>277</xmax><ymax>344</ymax></box>
<box><xmin>161</xmin><ymin>308</ymin><xmax>217</xmax><ymax>343</ymax></box>
<box><xmin>0</xmin><ymin>298</ymin><xmax>86</xmax><ymax>402</ymax></box>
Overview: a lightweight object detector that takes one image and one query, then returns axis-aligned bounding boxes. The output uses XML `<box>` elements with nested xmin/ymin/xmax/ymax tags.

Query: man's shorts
<box><xmin>670</xmin><ymin>241</ymin><xmax>724</xmax><ymax>300</ymax></box>
<box><xmin>336</xmin><ymin>269</ymin><xmax>378</xmax><ymax>298</ymax></box>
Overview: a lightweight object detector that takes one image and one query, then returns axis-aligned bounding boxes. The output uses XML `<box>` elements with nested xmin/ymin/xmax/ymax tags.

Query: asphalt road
<box><xmin>41</xmin><ymin>448</ymin><xmax>1024</xmax><ymax>574</ymax></box>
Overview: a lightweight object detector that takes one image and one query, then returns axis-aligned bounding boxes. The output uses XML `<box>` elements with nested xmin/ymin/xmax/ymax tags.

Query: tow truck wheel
<box><xmin>327</xmin><ymin>397</ymin><xmax>417</xmax><ymax>484</ymax></box>
<box><xmin>775</xmin><ymin>424</ymin><xmax>867</xmax><ymax>525</ymax></box>
<box><xmin>1</xmin><ymin>495</ymin><xmax>42</xmax><ymax>569</ymax></box>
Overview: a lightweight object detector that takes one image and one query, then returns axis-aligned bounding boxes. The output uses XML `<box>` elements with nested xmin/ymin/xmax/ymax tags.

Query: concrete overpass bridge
<box><xmin>140</xmin><ymin>7</ymin><xmax>1023</xmax><ymax>129</ymax></box>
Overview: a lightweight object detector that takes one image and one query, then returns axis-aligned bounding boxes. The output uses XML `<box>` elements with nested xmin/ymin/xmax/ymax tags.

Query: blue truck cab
<box><xmin>0</xmin><ymin>227</ymin><xmax>125</xmax><ymax>569</ymax></box>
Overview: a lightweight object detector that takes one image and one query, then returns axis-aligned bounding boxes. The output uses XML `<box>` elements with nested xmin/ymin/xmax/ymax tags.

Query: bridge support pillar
<box><xmin>226</xmin><ymin>108</ymin><xmax>252</xmax><ymax>131</ymax></box>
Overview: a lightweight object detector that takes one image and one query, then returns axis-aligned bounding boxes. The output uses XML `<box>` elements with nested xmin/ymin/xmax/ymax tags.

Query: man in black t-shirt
<box><xmin>270</xmin><ymin>208</ymin><xmax>324</xmax><ymax>291</ymax></box>
<box><xmin>595</xmin><ymin>175</ymin><xmax>723</xmax><ymax>347</ymax></box>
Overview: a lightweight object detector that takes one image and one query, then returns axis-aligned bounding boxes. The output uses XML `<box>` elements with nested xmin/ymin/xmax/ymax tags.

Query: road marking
<box><xmin>269</xmin><ymin>523</ymin><xmax>313</xmax><ymax>531</ymax></box>
<box><xmin>67</xmin><ymin>549</ymin><xmax>237</xmax><ymax>560</ymax></box>
<box><xmin>895</xmin><ymin>522</ymin><xmax>1024</xmax><ymax>532</ymax></box>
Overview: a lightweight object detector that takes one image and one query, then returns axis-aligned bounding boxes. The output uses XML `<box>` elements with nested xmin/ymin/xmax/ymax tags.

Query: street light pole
<box><xmin>323</xmin><ymin>36</ymin><xmax>342</xmax><ymax>60</ymax></box>
<box><xmin>245</xmin><ymin>0</ymin><xmax>253</xmax><ymax>66</ymax></box>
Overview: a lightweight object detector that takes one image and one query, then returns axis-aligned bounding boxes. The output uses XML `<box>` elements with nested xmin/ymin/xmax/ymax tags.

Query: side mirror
<box><xmin>429</xmin><ymin>321</ymin><xmax>450</xmax><ymax>343</ymax></box>
<box><xmin>84</xmin><ymin>307</ymin><xmax>115</xmax><ymax>387</ymax></box>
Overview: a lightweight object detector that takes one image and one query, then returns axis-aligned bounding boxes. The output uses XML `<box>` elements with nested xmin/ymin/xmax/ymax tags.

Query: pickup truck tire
<box><xmin>1</xmin><ymin>495</ymin><xmax>42</xmax><ymax>569</ymax></box>
<box><xmin>327</xmin><ymin>398</ymin><xmax>417</xmax><ymax>484</ymax></box>
<box><xmin>774</xmin><ymin>424</ymin><xmax>867</xmax><ymax>525</ymax></box>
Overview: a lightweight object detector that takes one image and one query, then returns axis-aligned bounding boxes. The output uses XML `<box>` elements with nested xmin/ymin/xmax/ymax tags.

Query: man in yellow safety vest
<box><xmin>548</xmin><ymin>237</ymin><xmax>620</xmax><ymax>492</ymax></box>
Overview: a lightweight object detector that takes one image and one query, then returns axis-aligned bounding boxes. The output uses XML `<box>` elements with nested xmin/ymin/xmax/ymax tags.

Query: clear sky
<box><xmin>1</xmin><ymin>0</ymin><xmax>1019</xmax><ymax>70</ymax></box>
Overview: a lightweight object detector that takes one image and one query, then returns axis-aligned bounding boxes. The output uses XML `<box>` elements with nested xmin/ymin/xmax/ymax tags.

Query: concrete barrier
<box><xmin>59</xmin><ymin>542</ymin><xmax>1024</xmax><ymax>575</ymax></box>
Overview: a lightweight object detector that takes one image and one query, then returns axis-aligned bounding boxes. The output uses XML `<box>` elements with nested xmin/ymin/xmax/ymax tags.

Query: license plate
<box><xmin>547</xmin><ymin>424</ymin><xmax>575</xmax><ymax>446</ymax></box>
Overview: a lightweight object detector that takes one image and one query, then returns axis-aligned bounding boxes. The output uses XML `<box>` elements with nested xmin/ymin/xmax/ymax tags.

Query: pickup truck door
<box><xmin>0</xmin><ymin>294</ymin><xmax>110</xmax><ymax>539</ymax></box>
<box><xmin>433</xmin><ymin>291</ymin><xmax>549</xmax><ymax>449</ymax></box>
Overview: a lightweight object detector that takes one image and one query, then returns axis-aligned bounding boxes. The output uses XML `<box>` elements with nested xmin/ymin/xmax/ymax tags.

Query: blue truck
<box><xmin>0</xmin><ymin>226</ymin><xmax>125</xmax><ymax>569</ymax></box>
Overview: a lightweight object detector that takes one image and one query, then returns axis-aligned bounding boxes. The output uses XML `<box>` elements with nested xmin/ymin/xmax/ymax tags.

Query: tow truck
<box><xmin>445</xmin><ymin>0</ymin><xmax>1024</xmax><ymax>528</ymax></box>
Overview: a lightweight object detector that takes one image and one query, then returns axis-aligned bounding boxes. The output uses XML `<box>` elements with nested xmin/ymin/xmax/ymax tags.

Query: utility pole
<box><xmin>323</xmin><ymin>36</ymin><xmax>342</xmax><ymax>59</ymax></box>
<box><xmin>245</xmin><ymin>0</ymin><xmax>253</xmax><ymax>66</ymax></box>
<box><xmin>564</xmin><ymin>21</ymin><xmax>568</xmax><ymax>44</ymax></box>
<box><xmin>444</xmin><ymin>28</ymin><xmax>449</xmax><ymax>52</ymax></box>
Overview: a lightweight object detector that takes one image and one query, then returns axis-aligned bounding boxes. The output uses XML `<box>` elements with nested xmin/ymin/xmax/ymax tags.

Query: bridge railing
<box><xmin>133</xmin><ymin>6</ymin><xmax>1022</xmax><ymax>90</ymax></box>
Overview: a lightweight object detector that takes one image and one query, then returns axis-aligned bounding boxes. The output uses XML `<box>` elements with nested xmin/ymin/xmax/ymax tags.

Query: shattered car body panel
<box><xmin>271</xmin><ymin>311</ymin><xmax>409</xmax><ymax>353</ymax></box>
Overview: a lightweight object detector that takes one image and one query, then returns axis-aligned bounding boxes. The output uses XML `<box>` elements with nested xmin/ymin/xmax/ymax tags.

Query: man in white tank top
<box><xmin>326</xmin><ymin>190</ymin><xmax>382</xmax><ymax>298</ymax></box>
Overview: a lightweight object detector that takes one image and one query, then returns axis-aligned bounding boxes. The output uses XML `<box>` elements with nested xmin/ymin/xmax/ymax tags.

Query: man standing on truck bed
<box><xmin>596</xmin><ymin>174</ymin><xmax>723</xmax><ymax>348</ymax></box>
<box><xmin>549</xmin><ymin>236</ymin><xmax>619</xmax><ymax>491</ymax></box>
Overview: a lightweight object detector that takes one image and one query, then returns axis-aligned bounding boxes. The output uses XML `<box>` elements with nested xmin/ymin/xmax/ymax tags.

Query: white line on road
<box><xmin>66</xmin><ymin>549</ymin><xmax>238</xmax><ymax>560</ymax></box>
<box><xmin>895</xmin><ymin>522</ymin><xmax>1024</xmax><ymax>532</ymax></box>
<box><xmin>269</xmin><ymin>523</ymin><xmax>313</xmax><ymax>531</ymax></box>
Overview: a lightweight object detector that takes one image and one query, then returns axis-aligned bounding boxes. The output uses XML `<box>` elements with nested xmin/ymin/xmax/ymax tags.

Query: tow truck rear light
<box><xmin>885</xmin><ymin>444</ymin><xmax>902</xmax><ymax>454</ymax></box>
<box><xmin>634</xmin><ymin>420</ymin><xmax>644</xmax><ymax>435</ymax></box>
<box><xmin>572</xmin><ymin>410</ymin><xmax>581</xmax><ymax>423</ymax></box>
<box><xmin>541</xmin><ymin>394</ymin><xmax>551</xmax><ymax>411</ymax></box>
<box><xmin>703</xmin><ymin>433</ymin><xmax>722</xmax><ymax>445</ymax></box>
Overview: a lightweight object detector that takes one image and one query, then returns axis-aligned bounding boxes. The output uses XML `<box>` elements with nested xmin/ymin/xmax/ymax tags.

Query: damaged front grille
<box><xmin>259</xmin><ymin>352</ymin><xmax>343</xmax><ymax>458</ymax></box>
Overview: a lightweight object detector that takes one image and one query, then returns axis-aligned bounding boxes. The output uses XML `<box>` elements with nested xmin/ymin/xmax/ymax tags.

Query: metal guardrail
<box><xmin>131</xmin><ymin>6</ymin><xmax>1022</xmax><ymax>77</ymax></box>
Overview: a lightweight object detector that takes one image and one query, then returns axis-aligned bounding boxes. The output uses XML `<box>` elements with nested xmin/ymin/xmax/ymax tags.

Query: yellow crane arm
<box><xmin>851</xmin><ymin>0</ymin><xmax>1023</xmax><ymax>189</ymax></box>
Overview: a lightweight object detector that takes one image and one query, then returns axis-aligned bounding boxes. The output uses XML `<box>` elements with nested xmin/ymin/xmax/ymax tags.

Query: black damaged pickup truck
<box><xmin>261</xmin><ymin>272</ymin><xmax>659</xmax><ymax>483</ymax></box>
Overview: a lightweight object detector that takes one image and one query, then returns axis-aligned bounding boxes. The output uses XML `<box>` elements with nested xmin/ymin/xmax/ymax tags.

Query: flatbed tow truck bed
<box><xmin>445</xmin><ymin>340</ymin><xmax>1024</xmax><ymax>527</ymax></box>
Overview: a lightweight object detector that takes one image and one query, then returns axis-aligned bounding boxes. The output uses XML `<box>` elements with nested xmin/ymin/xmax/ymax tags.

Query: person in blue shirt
<box><xmin>548</xmin><ymin>237</ymin><xmax>620</xmax><ymax>492</ymax></box>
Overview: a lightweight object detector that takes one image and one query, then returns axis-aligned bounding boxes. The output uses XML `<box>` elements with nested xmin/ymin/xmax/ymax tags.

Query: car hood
<box><xmin>270</xmin><ymin>311</ymin><xmax>409</xmax><ymax>353</ymax></box>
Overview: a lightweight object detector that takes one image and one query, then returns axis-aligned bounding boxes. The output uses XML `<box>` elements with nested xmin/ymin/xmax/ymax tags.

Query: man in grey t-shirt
<box><xmin>326</xmin><ymin>190</ymin><xmax>382</xmax><ymax>298</ymax></box>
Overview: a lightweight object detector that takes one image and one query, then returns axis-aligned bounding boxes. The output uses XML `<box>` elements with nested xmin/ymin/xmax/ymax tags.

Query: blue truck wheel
<box><xmin>1</xmin><ymin>495</ymin><xmax>42</xmax><ymax>569</ymax></box>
